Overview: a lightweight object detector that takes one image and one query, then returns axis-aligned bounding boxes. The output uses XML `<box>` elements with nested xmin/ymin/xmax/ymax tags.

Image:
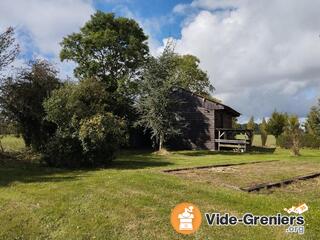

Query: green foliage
<box><xmin>174</xmin><ymin>54</ymin><xmax>212</xmax><ymax>94</ymax></box>
<box><xmin>276</xmin><ymin>134</ymin><xmax>291</xmax><ymax>149</ymax></box>
<box><xmin>43</xmin><ymin>78</ymin><xmax>127</xmax><ymax>167</ymax></box>
<box><xmin>266</xmin><ymin>111</ymin><xmax>288</xmax><ymax>139</ymax></box>
<box><xmin>277</xmin><ymin>115</ymin><xmax>302</xmax><ymax>155</ymax></box>
<box><xmin>0</xmin><ymin>27</ymin><xmax>19</xmax><ymax>73</ymax></box>
<box><xmin>135</xmin><ymin>44</ymin><xmax>185</xmax><ymax>150</ymax></box>
<box><xmin>0</xmin><ymin>60</ymin><xmax>60</xmax><ymax>149</ymax></box>
<box><xmin>60</xmin><ymin>11</ymin><xmax>149</xmax><ymax>91</ymax></box>
<box><xmin>305</xmin><ymin>100</ymin><xmax>320</xmax><ymax>137</ymax></box>
<box><xmin>300</xmin><ymin>133</ymin><xmax>320</xmax><ymax>149</ymax></box>
<box><xmin>41</xmin><ymin>135</ymin><xmax>84</xmax><ymax>168</ymax></box>
<box><xmin>260</xmin><ymin>117</ymin><xmax>268</xmax><ymax>146</ymax></box>
<box><xmin>79</xmin><ymin>113</ymin><xmax>126</xmax><ymax>163</ymax></box>
<box><xmin>284</xmin><ymin>115</ymin><xmax>302</xmax><ymax>156</ymax></box>
<box><xmin>247</xmin><ymin>116</ymin><xmax>255</xmax><ymax>130</ymax></box>
<box><xmin>246</xmin><ymin>116</ymin><xmax>255</xmax><ymax>143</ymax></box>
<box><xmin>278</xmin><ymin>133</ymin><xmax>320</xmax><ymax>150</ymax></box>
<box><xmin>60</xmin><ymin>11</ymin><xmax>149</xmax><ymax>130</ymax></box>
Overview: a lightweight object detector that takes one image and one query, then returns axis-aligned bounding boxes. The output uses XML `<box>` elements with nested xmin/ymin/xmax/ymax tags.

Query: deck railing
<box><xmin>215</xmin><ymin>128</ymin><xmax>253</xmax><ymax>152</ymax></box>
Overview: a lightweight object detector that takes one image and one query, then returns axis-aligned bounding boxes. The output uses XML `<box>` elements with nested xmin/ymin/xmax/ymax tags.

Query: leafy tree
<box><xmin>284</xmin><ymin>115</ymin><xmax>302</xmax><ymax>156</ymax></box>
<box><xmin>135</xmin><ymin>44</ymin><xmax>185</xmax><ymax>151</ymax></box>
<box><xmin>0</xmin><ymin>27</ymin><xmax>19</xmax><ymax>73</ymax></box>
<box><xmin>0</xmin><ymin>27</ymin><xmax>19</xmax><ymax>151</ymax></box>
<box><xmin>0</xmin><ymin>60</ymin><xmax>60</xmax><ymax>149</ymax></box>
<box><xmin>174</xmin><ymin>54</ymin><xmax>213</xmax><ymax>94</ymax></box>
<box><xmin>266</xmin><ymin>111</ymin><xmax>288</xmax><ymax>140</ymax></box>
<box><xmin>60</xmin><ymin>11</ymin><xmax>150</xmax><ymax>132</ymax></box>
<box><xmin>260</xmin><ymin>117</ymin><xmax>268</xmax><ymax>146</ymax></box>
<box><xmin>305</xmin><ymin>100</ymin><xmax>320</xmax><ymax>137</ymax></box>
<box><xmin>247</xmin><ymin>116</ymin><xmax>255</xmax><ymax>130</ymax></box>
<box><xmin>60</xmin><ymin>11</ymin><xmax>149</xmax><ymax>91</ymax></box>
<box><xmin>246</xmin><ymin>116</ymin><xmax>255</xmax><ymax>143</ymax></box>
<box><xmin>43</xmin><ymin>78</ymin><xmax>126</xmax><ymax>167</ymax></box>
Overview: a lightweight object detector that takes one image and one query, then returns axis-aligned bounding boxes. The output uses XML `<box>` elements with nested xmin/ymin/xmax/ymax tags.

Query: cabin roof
<box><xmin>178</xmin><ymin>88</ymin><xmax>241</xmax><ymax>117</ymax></box>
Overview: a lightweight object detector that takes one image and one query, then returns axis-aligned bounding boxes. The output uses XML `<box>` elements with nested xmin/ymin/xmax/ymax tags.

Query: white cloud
<box><xmin>0</xmin><ymin>0</ymin><xmax>95</xmax><ymax>78</ymax></box>
<box><xmin>170</xmin><ymin>0</ymin><xmax>320</xmax><ymax>119</ymax></box>
<box><xmin>191</xmin><ymin>0</ymin><xmax>242</xmax><ymax>10</ymax></box>
<box><xmin>0</xmin><ymin>0</ymin><xmax>95</xmax><ymax>56</ymax></box>
<box><xmin>173</xmin><ymin>4</ymin><xmax>191</xmax><ymax>15</ymax></box>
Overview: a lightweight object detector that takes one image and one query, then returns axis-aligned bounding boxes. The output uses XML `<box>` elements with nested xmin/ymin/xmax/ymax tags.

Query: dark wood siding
<box><xmin>166</xmin><ymin>89</ymin><xmax>239</xmax><ymax>150</ymax></box>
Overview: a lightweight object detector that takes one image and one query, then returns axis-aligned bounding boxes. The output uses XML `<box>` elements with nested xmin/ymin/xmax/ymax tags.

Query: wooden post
<box><xmin>218</xmin><ymin>130</ymin><xmax>220</xmax><ymax>151</ymax></box>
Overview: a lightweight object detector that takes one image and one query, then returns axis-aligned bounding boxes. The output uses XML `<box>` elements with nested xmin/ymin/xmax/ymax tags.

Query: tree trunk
<box><xmin>159</xmin><ymin>134</ymin><xmax>163</xmax><ymax>151</ymax></box>
<box><xmin>0</xmin><ymin>139</ymin><xmax>4</xmax><ymax>153</ymax></box>
<box><xmin>291</xmin><ymin>134</ymin><xmax>300</xmax><ymax>156</ymax></box>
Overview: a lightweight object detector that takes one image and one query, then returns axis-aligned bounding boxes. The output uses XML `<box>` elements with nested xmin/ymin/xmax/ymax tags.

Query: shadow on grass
<box><xmin>110</xmin><ymin>150</ymin><xmax>173</xmax><ymax>170</ymax></box>
<box><xmin>249</xmin><ymin>146</ymin><xmax>276</xmax><ymax>153</ymax></box>
<box><xmin>177</xmin><ymin>147</ymin><xmax>276</xmax><ymax>157</ymax></box>
<box><xmin>178</xmin><ymin>151</ymin><xmax>244</xmax><ymax>157</ymax></box>
<box><xmin>0</xmin><ymin>150</ymin><xmax>172</xmax><ymax>186</ymax></box>
<box><xmin>0</xmin><ymin>153</ymin><xmax>85</xmax><ymax>186</ymax></box>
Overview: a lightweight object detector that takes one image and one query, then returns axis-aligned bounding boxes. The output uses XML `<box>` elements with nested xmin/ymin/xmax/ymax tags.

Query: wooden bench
<box><xmin>215</xmin><ymin>139</ymin><xmax>247</xmax><ymax>152</ymax></box>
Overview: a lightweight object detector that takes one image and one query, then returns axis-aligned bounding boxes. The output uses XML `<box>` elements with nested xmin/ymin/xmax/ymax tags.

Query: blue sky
<box><xmin>94</xmin><ymin>0</ymin><xmax>187</xmax><ymax>40</ymax></box>
<box><xmin>0</xmin><ymin>0</ymin><xmax>320</xmax><ymax>120</ymax></box>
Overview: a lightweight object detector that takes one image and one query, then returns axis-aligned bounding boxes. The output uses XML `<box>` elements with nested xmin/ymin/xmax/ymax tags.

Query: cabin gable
<box><xmin>167</xmin><ymin>88</ymin><xmax>240</xmax><ymax>150</ymax></box>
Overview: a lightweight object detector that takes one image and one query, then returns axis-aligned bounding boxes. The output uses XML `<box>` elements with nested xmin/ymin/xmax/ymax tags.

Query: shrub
<box><xmin>41</xmin><ymin>136</ymin><xmax>84</xmax><ymax>168</ymax></box>
<box><xmin>277</xmin><ymin>134</ymin><xmax>291</xmax><ymax>149</ymax></box>
<box><xmin>79</xmin><ymin>113</ymin><xmax>127</xmax><ymax>164</ymax></box>
<box><xmin>277</xmin><ymin>115</ymin><xmax>302</xmax><ymax>155</ymax></box>
<box><xmin>260</xmin><ymin>118</ymin><xmax>268</xmax><ymax>147</ymax></box>
<box><xmin>300</xmin><ymin>134</ymin><xmax>320</xmax><ymax>149</ymax></box>
<box><xmin>277</xmin><ymin>133</ymin><xmax>320</xmax><ymax>150</ymax></box>
<box><xmin>43</xmin><ymin>78</ymin><xmax>127</xmax><ymax>168</ymax></box>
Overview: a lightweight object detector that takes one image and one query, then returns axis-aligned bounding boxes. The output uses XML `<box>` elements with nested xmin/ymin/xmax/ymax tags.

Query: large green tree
<box><xmin>246</xmin><ymin>116</ymin><xmax>255</xmax><ymax>143</ymax></box>
<box><xmin>0</xmin><ymin>27</ymin><xmax>19</xmax><ymax>151</ymax></box>
<box><xmin>260</xmin><ymin>117</ymin><xmax>268</xmax><ymax>146</ymax></box>
<box><xmin>174</xmin><ymin>54</ymin><xmax>213</xmax><ymax>94</ymax></box>
<box><xmin>247</xmin><ymin>116</ymin><xmax>255</xmax><ymax>130</ymax></box>
<box><xmin>60</xmin><ymin>11</ymin><xmax>149</xmax><ymax>91</ymax></box>
<box><xmin>266</xmin><ymin>111</ymin><xmax>288</xmax><ymax>140</ymax></box>
<box><xmin>285</xmin><ymin>115</ymin><xmax>302</xmax><ymax>156</ymax></box>
<box><xmin>0</xmin><ymin>60</ymin><xmax>60</xmax><ymax>149</ymax></box>
<box><xmin>135</xmin><ymin>44</ymin><xmax>184</xmax><ymax>151</ymax></box>
<box><xmin>305</xmin><ymin>100</ymin><xmax>320</xmax><ymax>137</ymax></box>
<box><xmin>0</xmin><ymin>27</ymin><xmax>19</xmax><ymax>73</ymax></box>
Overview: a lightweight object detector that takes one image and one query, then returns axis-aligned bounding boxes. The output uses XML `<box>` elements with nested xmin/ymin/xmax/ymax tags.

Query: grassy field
<box><xmin>0</xmin><ymin>135</ymin><xmax>25</xmax><ymax>152</ymax></box>
<box><xmin>252</xmin><ymin>134</ymin><xmax>276</xmax><ymax>147</ymax></box>
<box><xmin>0</xmin><ymin>137</ymin><xmax>320</xmax><ymax>239</ymax></box>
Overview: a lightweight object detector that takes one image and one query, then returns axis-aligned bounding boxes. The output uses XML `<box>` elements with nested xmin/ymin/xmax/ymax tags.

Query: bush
<box><xmin>79</xmin><ymin>113</ymin><xmax>127</xmax><ymax>164</ymax></box>
<box><xmin>277</xmin><ymin>133</ymin><xmax>320</xmax><ymax>149</ymax></box>
<box><xmin>300</xmin><ymin>134</ymin><xmax>320</xmax><ymax>148</ymax></box>
<box><xmin>277</xmin><ymin>134</ymin><xmax>292</xmax><ymax>149</ymax></box>
<box><xmin>42</xmin><ymin>78</ymin><xmax>127</xmax><ymax>168</ymax></box>
<box><xmin>41</xmin><ymin>136</ymin><xmax>84</xmax><ymax>168</ymax></box>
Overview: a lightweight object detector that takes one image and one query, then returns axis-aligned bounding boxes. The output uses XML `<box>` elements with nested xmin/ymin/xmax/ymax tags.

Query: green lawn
<box><xmin>0</xmin><ymin>137</ymin><xmax>320</xmax><ymax>239</ymax></box>
<box><xmin>253</xmin><ymin>134</ymin><xmax>276</xmax><ymax>147</ymax></box>
<box><xmin>0</xmin><ymin>135</ymin><xmax>25</xmax><ymax>152</ymax></box>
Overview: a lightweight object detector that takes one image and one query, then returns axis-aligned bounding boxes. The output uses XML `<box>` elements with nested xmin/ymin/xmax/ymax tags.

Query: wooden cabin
<box><xmin>167</xmin><ymin>88</ymin><xmax>252</xmax><ymax>151</ymax></box>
